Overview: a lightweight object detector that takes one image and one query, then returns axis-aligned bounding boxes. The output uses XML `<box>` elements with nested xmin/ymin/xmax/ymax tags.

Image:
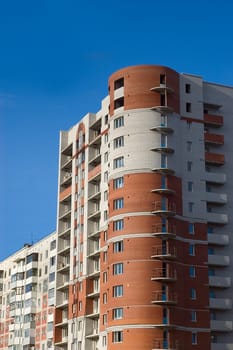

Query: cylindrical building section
<box><xmin>108</xmin><ymin>65</ymin><xmax>180</xmax><ymax>116</ymax></box>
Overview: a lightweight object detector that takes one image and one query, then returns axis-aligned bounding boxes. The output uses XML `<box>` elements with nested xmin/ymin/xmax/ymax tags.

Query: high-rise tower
<box><xmin>54</xmin><ymin>65</ymin><xmax>233</xmax><ymax>350</ymax></box>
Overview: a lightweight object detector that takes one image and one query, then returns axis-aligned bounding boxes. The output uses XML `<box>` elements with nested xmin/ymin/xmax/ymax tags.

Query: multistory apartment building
<box><xmin>54</xmin><ymin>65</ymin><xmax>233</xmax><ymax>350</ymax></box>
<box><xmin>1</xmin><ymin>65</ymin><xmax>233</xmax><ymax>350</ymax></box>
<box><xmin>0</xmin><ymin>232</ymin><xmax>57</xmax><ymax>350</ymax></box>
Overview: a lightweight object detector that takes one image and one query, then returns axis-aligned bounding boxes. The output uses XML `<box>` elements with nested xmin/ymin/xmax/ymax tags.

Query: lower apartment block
<box><xmin>1</xmin><ymin>64</ymin><xmax>233</xmax><ymax>350</ymax></box>
<box><xmin>0</xmin><ymin>232</ymin><xmax>57</xmax><ymax>350</ymax></box>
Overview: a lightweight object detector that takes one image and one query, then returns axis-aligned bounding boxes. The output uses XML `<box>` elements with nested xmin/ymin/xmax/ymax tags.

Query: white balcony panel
<box><xmin>208</xmin><ymin>234</ymin><xmax>229</xmax><ymax>245</ymax></box>
<box><xmin>210</xmin><ymin>298</ymin><xmax>232</xmax><ymax>310</ymax></box>
<box><xmin>206</xmin><ymin>213</ymin><xmax>228</xmax><ymax>224</ymax></box>
<box><xmin>211</xmin><ymin>320</ymin><xmax>233</xmax><ymax>332</ymax></box>
<box><xmin>211</xmin><ymin>343</ymin><xmax>233</xmax><ymax>350</ymax></box>
<box><xmin>208</xmin><ymin>254</ymin><xmax>230</xmax><ymax>266</ymax></box>
<box><xmin>206</xmin><ymin>192</ymin><xmax>227</xmax><ymax>204</ymax></box>
<box><xmin>205</xmin><ymin>172</ymin><xmax>226</xmax><ymax>184</ymax></box>
<box><xmin>209</xmin><ymin>276</ymin><xmax>231</xmax><ymax>288</ymax></box>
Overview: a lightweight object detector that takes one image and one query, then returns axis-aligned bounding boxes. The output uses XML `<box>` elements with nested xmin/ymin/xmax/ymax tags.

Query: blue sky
<box><xmin>1</xmin><ymin>0</ymin><xmax>233</xmax><ymax>260</ymax></box>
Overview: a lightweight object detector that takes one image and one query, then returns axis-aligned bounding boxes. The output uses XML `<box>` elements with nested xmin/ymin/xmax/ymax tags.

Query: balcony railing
<box><xmin>150</xmin><ymin>123</ymin><xmax>173</xmax><ymax>134</ymax></box>
<box><xmin>204</xmin><ymin>132</ymin><xmax>224</xmax><ymax>145</ymax></box>
<box><xmin>152</xmin><ymin>223</ymin><xmax>176</xmax><ymax>238</ymax></box>
<box><xmin>151</xmin><ymin>268</ymin><xmax>176</xmax><ymax>282</ymax></box>
<box><xmin>205</xmin><ymin>152</ymin><xmax>225</xmax><ymax>166</ymax></box>
<box><xmin>151</xmin><ymin>246</ymin><xmax>176</xmax><ymax>260</ymax></box>
<box><xmin>204</xmin><ymin>113</ymin><xmax>223</xmax><ymax>127</ymax></box>
<box><xmin>152</xmin><ymin>201</ymin><xmax>176</xmax><ymax>216</ymax></box>
<box><xmin>152</xmin><ymin>291</ymin><xmax>177</xmax><ymax>304</ymax></box>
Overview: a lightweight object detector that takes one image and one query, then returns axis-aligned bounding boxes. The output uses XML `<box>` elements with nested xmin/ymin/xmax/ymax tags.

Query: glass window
<box><xmin>186</xmin><ymin>102</ymin><xmax>191</xmax><ymax>113</ymax></box>
<box><xmin>113</xmin><ymin>198</ymin><xmax>124</xmax><ymax>210</ymax></box>
<box><xmin>104</xmin><ymin>152</ymin><xmax>108</xmax><ymax>163</ymax></box>
<box><xmin>191</xmin><ymin>333</ymin><xmax>197</xmax><ymax>344</ymax></box>
<box><xmin>113</xmin><ymin>263</ymin><xmax>123</xmax><ymax>275</ymax></box>
<box><xmin>50</xmin><ymin>240</ymin><xmax>56</xmax><ymax>250</ymax></box>
<box><xmin>113</xmin><ymin>285</ymin><xmax>123</xmax><ymax>297</ymax></box>
<box><xmin>189</xmin><ymin>244</ymin><xmax>195</xmax><ymax>256</ymax></box>
<box><xmin>113</xmin><ymin>220</ymin><xmax>124</xmax><ymax>231</ymax></box>
<box><xmin>114</xmin><ymin>116</ymin><xmax>124</xmax><ymax>129</ymax></box>
<box><xmin>187</xmin><ymin>161</ymin><xmax>192</xmax><ymax>171</ymax></box>
<box><xmin>189</xmin><ymin>266</ymin><xmax>195</xmax><ymax>278</ymax></box>
<box><xmin>113</xmin><ymin>177</ymin><xmax>124</xmax><ymax>189</ymax></box>
<box><xmin>114</xmin><ymin>78</ymin><xmax>124</xmax><ymax>90</ymax></box>
<box><xmin>113</xmin><ymin>136</ymin><xmax>124</xmax><ymax>149</ymax></box>
<box><xmin>113</xmin><ymin>156</ymin><xmax>124</xmax><ymax>169</ymax></box>
<box><xmin>208</xmin><ymin>268</ymin><xmax>215</xmax><ymax>276</ymax></box>
<box><xmin>26</xmin><ymin>253</ymin><xmax>38</xmax><ymax>264</ymax></box>
<box><xmin>189</xmin><ymin>223</ymin><xmax>194</xmax><ymax>234</ymax></box>
<box><xmin>188</xmin><ymin>181</ymin><xmax>193</xmax><ymax>192</ymax></box>
<box><xmin>103</xmin><ymin>293</ymin><xmax>107</xmax><ymax>304</ymax></box>
<box><xmin>112</xmin><ymin>331</ymin><xmax>123</xmax><ymax>343</ymax></box>
<box><xmin>191</xmin><ymin>311</ymin><xmax>197</xmax><ymax>322</ymax></box>
<box><xmin>49</xmin><ymin>272</ymin><xmax>55</xmax><ymax>282</ymax></box>
<box><xmin>113</xmin><ymin>308</ymin><xmax>123</xmax><ymax>320</ymax></box>
<box><xmin>185</xmin><ymin>84</ymin><xmax>191</xmax><ymax>93</ymax></box>
<box><xmin>114</xmin><ymin>97</ymin><xmax>124</xmax><ymax>109</ymax></box>
<box><xmin>188</xmin><ymin>202</ymin><xmax>194</xmax><ymax>213</ymax></box>
<box><xmin>113</xmin><ymin>241</ymin><xmax>124</xmax><ymax>252</ymax></box>
<box><xmin>161</xmin><ymin>154</ymin><xmax>167</xmax><ymax>168</ymax></box>
<box><xmin>190</xmin><ymin>288</ymin><xmax>196</xmax><ymax>300</ymax></box>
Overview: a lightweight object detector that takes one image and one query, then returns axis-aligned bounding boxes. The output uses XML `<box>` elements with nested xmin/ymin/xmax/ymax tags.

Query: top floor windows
<box><xmin>26</xmin><ymin>253</ymin><xmax>38</xmax><ymax>264</ymax></box>
<box><xmin>114</xmin><ymin>97</ymin><xmax>124</xmax><ymax>110</ymax></box>
<box><xmin>185</xmin><ymin>83</ymin><xmax>191</xmax><ymax>93</ymax></box>
<box><xmin>114</xmin><ymin>77</ymin><xmax>124</xmax><ymax>90</ymax></box>
<box><xmin>160</xmin><ymin>74</ymin><xmax>166</xmax><ymax>84</ymax></box>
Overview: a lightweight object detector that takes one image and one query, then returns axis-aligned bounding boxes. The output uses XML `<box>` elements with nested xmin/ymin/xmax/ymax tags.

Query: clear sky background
<box><xmin>1</xmin><ymin>0</ymin><xmax>233</xmax><ymax>260</ymax></box>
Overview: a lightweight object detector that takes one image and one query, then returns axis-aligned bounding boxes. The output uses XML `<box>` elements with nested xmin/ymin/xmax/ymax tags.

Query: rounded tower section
<box><xmin>103</xmin><ymin>65</ymin><xmax>182</xmax><ymax>350</ymax></box>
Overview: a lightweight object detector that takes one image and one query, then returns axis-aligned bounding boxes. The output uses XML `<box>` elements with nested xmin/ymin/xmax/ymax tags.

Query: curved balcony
<box><xmin>151</xmin><ymin>124</ymin><xmax>173</xmax><ymax>134</ymax></box>
<box><xmin>151</xmin><ymin>145</ymin><xmax>174</xmax><ymax>154</ymax></box>
<box><xmin>152</xmin><ymin>223</ymin><xmax>176</xmax><ymax>238</ymax></box>
<box><xmin>151</xmin><ymin>187</ymin><xmax>175</xmax><ymax>195</ymax></box>
<box><xmin>152</xmin><ymin>201</ymin><xmax>176</xmax><ymax>217</ymax></box>
<box><xmin>151</xmin><ymin>268</ymin><xmax>176</xmax><ymax>282</ymax></box>
<box><xmin>152</xmin><ymin>166</ymin><xmax>175</xmax><ymax>175</ymax></box>
<box><xmin>150</xmin><ymin>84</ymin><xmax>174</xmax><ymax>94</ymax></box>
<box><xmin>152</xmin><ymin>291</ymin><xmax>177</xmax><ymax>305</ymax></box>
<box><xmin>151</xmin><ymin>106</ymin><xmax>174</xmax><ymax>114</ymax></box>
<box><xmin>151</xmin><ymin>246</ymin><xmax>176</xmax><ymax>260</ymax></box>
